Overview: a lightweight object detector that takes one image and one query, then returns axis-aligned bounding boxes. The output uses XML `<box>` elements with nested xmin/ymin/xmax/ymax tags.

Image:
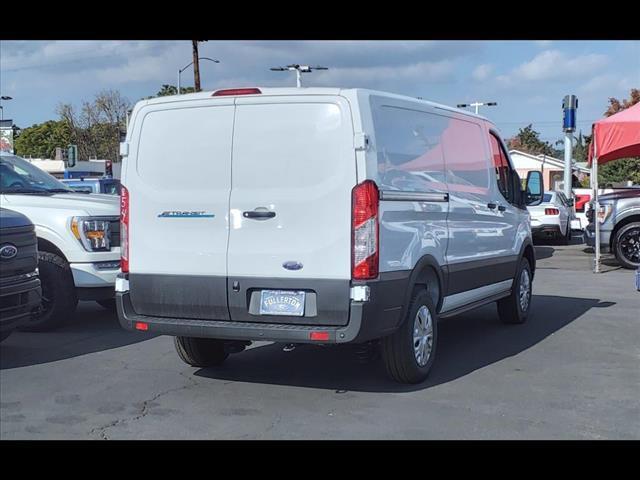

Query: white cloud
<box><xmin>579</xmin><ymin>74</ymin><xmax>635</xmax><ymax>94</ymax></box>
<box><xmin>472</xmin><ymin>64</ymin><xmax>493</xmax><ymax>81</ymax></box>
<box><xmin>503</xmin><ymin>50</ymin><xmax>609</xmax><ymax>83</ymax></box>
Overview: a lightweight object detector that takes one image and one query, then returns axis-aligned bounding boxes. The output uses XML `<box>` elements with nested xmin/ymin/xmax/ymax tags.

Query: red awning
<box><xmin>588</xmin><ymin>102</ymin><xmax>640</xmax><ymax>166</ymax></box>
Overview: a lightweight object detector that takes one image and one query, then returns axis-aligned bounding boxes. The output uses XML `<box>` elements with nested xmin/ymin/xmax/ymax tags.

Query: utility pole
<box><xmin>192</xmin><ymin>40</ymin><xmax>201</xmax><ymax>92</ymax></box>
<box><xmin>270</xmin><ymin>64</ymin><xmax>328</xmax><ymax>88</ymax></box>
<box><xmin>456</xmin><ymin>101</ymin><xmax>497</xmax><ymax>115</ymax></box>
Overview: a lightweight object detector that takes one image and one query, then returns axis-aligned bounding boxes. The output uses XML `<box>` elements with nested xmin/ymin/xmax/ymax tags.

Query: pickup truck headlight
<box><xmin>597</xmin><ymin>204</ymin><xmax>613</xmax><ymax>224</ymax></box>
<box><xmin>71</xmin><ymin>217</ymin><xmax>111</xmax><ymax>251</ymax></box>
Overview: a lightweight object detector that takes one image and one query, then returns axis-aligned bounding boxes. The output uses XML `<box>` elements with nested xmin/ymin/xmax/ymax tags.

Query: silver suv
<box><xmin>585</xmin><ymin>189</ymin><xmax>640</xmax><ymax>269</ymax></box>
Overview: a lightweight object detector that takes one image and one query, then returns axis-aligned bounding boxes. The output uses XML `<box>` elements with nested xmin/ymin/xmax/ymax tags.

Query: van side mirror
<box><xmin>525</xmin><ymin>171</ymin><xmax>543</xmax><ymax>206</ymax></box>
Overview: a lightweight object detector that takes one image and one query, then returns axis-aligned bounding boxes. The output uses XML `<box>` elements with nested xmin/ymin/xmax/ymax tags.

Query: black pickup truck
<box><xmin>0</xmin><ymin>208</ymin><xmax>42</xmax><ymax>342</ymax></box>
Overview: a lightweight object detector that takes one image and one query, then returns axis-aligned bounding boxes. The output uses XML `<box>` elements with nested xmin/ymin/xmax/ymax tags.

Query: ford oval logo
<box><xmin>0</xmin><ymin>244</ymin><xmax>18</xmax><ymax>260</ymax></box>
<box><xmin>282</xmin><ymin>261</ymin><xmax>303</xmax><ymax>271</ymax></box>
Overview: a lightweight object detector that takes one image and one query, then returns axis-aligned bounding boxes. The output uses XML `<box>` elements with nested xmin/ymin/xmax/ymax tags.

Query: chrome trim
<box><xmin>379</xmin><ymin>191</ymin><xmax>449</xmax><ymax>202</ymax></box>
<box><xmin>440</xmin><ymin>279</ymin><xmax>513</xmax><ymax>313</ymax></box>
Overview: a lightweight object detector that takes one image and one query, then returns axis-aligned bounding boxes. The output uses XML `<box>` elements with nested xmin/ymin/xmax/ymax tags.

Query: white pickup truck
<box><xmin>0</xmin><ymin>153</ymin><xmax>120</xmax><ymax>331</ymax></box>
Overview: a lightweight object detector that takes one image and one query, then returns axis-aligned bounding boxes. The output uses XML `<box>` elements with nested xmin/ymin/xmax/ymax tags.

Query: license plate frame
<box><xmin>259</xmin><ymin>290</ymin><xmax>306</xmax><ymax>317</ymax></box>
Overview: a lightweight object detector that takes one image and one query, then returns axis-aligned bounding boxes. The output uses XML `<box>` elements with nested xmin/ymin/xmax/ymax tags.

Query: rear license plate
<box><xmin>259</xmin><ymin>290</ymin><xmax>305</xmax><ymax>316</ymax></box>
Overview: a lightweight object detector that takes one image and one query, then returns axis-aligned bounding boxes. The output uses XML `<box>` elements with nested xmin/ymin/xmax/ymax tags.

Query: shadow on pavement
<box><xmin>0</xmin><ymin>302</ymin><xmax>157</xmax><ymax>370</ymax></box>
<box><xmin>194</xmin><ymin>294</ymin><xmax>609</xmax><ymax>393</ymax></box>
<box><xmin>534</xmin><ymin>246</ymin><xmax>555</xmax><ymax>260</ymax></box>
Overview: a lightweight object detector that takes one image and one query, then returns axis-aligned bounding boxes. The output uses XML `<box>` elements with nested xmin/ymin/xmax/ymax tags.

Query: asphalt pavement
<box><xmin>1</xmin><ymin>236</ymin><xmax>639</xmax><ymax>439</ymax></box>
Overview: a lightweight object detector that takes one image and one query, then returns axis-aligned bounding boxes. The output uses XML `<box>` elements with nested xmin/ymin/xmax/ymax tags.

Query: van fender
<box><xmin>517</xmin><ymin>238</ymin><xmax>536</xmax><ymax>279</ymax></box>
<box><xmin>394</xmin><ymin>255</ymin><xmax>446</xmax><ymax>329</ymax></box>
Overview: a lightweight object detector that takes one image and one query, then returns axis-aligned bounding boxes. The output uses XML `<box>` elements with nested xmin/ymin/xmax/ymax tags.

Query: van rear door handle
<box><xmin>487</xmin><ymin>202</ymin><xmax>497</xmax><ymax>210</ymax></box>
<box><xmin>243</xmin><ymin>210</ymin><xmax>276</xmax><ymax>219</ymax></box>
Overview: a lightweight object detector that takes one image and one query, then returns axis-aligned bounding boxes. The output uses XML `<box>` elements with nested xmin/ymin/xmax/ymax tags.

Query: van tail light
<box><xmin>352</xmin><ymin>180</ymin><xmax>379</xmax><ymax>280</ymax></box>
<box><xmin>545</xmin><ymin>208</ymin><xmax>560</xmax><ymax>216</ymax></box>
<box><xmin>120</xmin><ymin>185</ymin><xmax>129</xmax><ymax>273</ymax></box>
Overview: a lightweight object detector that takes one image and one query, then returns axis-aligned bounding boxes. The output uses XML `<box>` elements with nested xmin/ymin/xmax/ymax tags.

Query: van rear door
<box><xmin>227</xmin><ymin>96</ymin><xmax>356</xmax><ymax>326</ymax></box>
<box><xmin>128</xmin><ymin>100</ymin><xmax>234</xmax><ymax>320</ymax></box>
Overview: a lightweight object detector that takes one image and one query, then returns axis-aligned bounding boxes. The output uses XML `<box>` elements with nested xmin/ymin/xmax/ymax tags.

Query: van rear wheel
<box><xmin>381</xmin><ymin>289</ymin><xmax>438</xmax><ymax>384</ymax></box>
<box><xmin>497</xmin><ymin>258</ymin><xmax>532</xmax><ymax>324</ymax></box>
<box><xmin>174</xmin><ymin>336</ymin><xmax>228</xmax><ymax>367</ymax></box>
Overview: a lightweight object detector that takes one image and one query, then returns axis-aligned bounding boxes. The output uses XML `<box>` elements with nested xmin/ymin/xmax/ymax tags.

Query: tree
<box><xmin>595</xmin><ymin>88</ymin><xmax>640</xmax><ymax>185</ymax></box>
<box><xmin>506</xmin><ymin>124</ymin><xmax>555</xmax><ymax>156</ymax></box>
<box><xmin>57</xmin><ymin>90</ymin><xmax>131</xmax><ymax>162</ymax></box>
<box><xmin>14</xmin><ymin>120</ymin><xmax>71</xmax><ymax>158</ymax></box>
<box><xmin>145</xmin><ymin>84</ymin><xmax>196</xmax><ymax>99</ymax></box>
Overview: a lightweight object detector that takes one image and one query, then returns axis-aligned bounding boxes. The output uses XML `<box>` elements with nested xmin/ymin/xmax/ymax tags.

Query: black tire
<box><xmin>174</xmin><ymin>336</ymin><xmax>228</xmax><ymax>367</ymax></box>
<box><xmin>18</xmin><ymin>252</ymin><xmax>78</xmax><ymax>332</ymax></box>
<box><xmin>613</xmin><ymin>222</ymin><xmax>640</xmax><ymax>270</ymax></box>
<box><xmin>497</xmin><ymin>257</ymin><xmax>532</xmax><ymax>324</ymax></box>
<box><xmin>96</xmin><ymin>299</ymin><xmax>116</xmax><ymax>311</ymax></box>
<box><xmin>560</xmin><ymin>222</ymin><xmax>571</xmax><ymax>245</ymax></box>
<box><xmin>381</xmin><ymin>288</ymin><xmax>438</xmax><ymax>384</ymax></box>
<box><xmin>0</xmin><ymin>330</ymin><xmax>12</xmax><ymax>343</ymax></box>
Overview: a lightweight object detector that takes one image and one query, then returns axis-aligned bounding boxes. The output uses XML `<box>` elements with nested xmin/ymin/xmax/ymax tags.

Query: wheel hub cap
<box><xmin>519</xmin><ymin>269</ymin><xmax>531</xmax><ymax>312</ymax></box>
<box><xmin>413</xmin><ymin>305</ymin><xmax>433</xmax><ymax>367</ymax></box>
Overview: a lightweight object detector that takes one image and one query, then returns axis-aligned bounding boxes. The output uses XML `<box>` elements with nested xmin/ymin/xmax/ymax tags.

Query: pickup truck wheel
<box><xmin>614</xmin><ymin>222</ymin><xmax>640</xmax><ymax>270</ymax></box>
<box><xmin>497</xmin><ymin>258</ymin><xmax>532</xmax><ymax>324</ymax></box>
<box><xmin>18</xmin><ymin>252</ymin><xmax>78</xmax><ymax>332</ymax></box>
<box><xmin>174</xmin><ymin>336</ymin><xmax>228</xmax><ymax>367</ymax></box>
<box><xmin>381</xmin><ymin>289</ymin><xmax>438</xmax><ymax>384</ymax></box>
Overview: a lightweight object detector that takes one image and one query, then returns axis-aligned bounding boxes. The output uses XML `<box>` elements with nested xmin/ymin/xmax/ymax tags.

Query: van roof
<box><xmin>139</xmin><ymin>87</ymin><xmax>491</xmax><ymax>123</ymax></box>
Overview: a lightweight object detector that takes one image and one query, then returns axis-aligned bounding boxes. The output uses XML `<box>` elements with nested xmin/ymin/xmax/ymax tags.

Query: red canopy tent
<box><xmin>587</xmin><ymin>102</ymin><xmax>640</xmax><ymax>272</ymax></box>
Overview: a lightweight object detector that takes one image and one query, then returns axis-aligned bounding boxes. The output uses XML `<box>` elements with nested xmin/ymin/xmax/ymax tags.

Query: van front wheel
<box><xmin>497</xmin><ymin>258</ymin><xmax>532</xmax><ymax>324</ymax></box>
<box><xmin>174</xmin><ymin>336</ymin><xmax>228</xmax><ymax>367</ymax></box>
<box><xmin>382</xmin><ymin>289</ymin><xmax>438</xmax><ymax>384</ymax></box>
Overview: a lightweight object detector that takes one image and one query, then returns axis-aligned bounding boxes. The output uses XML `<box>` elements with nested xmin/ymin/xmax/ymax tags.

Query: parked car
<box><xmin>60</xmin><ymin>177</ymin><xmax>121</xmax><ymax>195</ymax></box>
<box><xmin>116</xmin><ymin>87</ymin><xmax>543</xmax><ymax>384</ymax></box>
<box><xmin>0</xmin><ymin>153</ymin><xmax>120</xmax><ymax>331</ymax></box>
<box><xmin>0</xmin><ymin>208</ymin><xmax>42</xmax><ymax>342</ymax></box>
<box><xmin>528</xmin><ymin>191</ymin><xmax>574</xmax><ymax>244</ymax></box>
<box><xmin>585</xmin><ymin>188</ymin><xmax>640</xmax><ymax>269</ymax></box>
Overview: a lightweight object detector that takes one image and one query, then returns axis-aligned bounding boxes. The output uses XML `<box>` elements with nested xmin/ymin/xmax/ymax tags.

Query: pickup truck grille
<box><xmin>0</xmin><ymin>225</ymin><xmax>38</xmax><ymax>278</ymax></box>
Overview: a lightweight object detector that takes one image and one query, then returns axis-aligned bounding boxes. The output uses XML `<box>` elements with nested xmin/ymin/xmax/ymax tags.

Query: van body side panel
<box><xmin>126</xmin><ymin>101</ymin><xmax>235</xmax><ymax>320</ymax></box>
<box><xmin>226</xmin><ymin>97</ymin><xmax>356</xmax><ymax>325</ymax></box>
<box><xmin>368</xmin><ymin>96</ymin><xmax>449</xmax><ymax>275</ymax></box>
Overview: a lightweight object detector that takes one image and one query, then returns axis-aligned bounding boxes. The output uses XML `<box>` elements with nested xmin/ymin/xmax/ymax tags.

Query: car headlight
<box><xmin>71</xmin><ymin>217</ymin><xmax>111</xmax><ymax>251</ymax></box>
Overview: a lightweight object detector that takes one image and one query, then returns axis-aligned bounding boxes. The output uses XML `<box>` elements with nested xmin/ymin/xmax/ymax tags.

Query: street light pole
<box><xmin>0</xmin><ymin>96</ymin><xmax>13</xmax><ymax>121</ymax></box>
<box><xmin>457</xmin><ymin>101</ymin><xmax>497</xmax><ymax>115</ymax></box>
<box><xmin>177</xmin><ymin>57</ymin><xmax>219</xmax><ymax>95</ymax></box>
<box><xmin>270</xmin><ymin>64</ymin><xmax>329</xmax><ymax>88</ymax></box>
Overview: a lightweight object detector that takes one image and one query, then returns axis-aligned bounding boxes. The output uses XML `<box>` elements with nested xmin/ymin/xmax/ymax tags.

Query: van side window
<box><xmin>489</xmin><ymin>133</ymin><xmax>514</xmax><ymax>204</ymax></box>
<box><xmin>442</xmin><ymin>118</ymin><xmax>491</xmax><ymax>200</ymax></box>
<box><xmin>371</xmin><ymin>104</ymin><xmax>448</xmax><ymax>193</ymax></box>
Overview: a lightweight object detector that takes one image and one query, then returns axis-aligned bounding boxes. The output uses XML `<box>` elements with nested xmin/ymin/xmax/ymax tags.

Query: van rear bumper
<box><xmin>116</xmin><ymin>291</ymin><xmax>365</xmax><ymax>344</ymax></box>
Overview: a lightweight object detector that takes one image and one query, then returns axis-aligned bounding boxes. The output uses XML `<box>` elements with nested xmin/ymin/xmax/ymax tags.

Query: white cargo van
<box><xmin>116</xmin><ymin>87</ymin><xmax>543</xmax><ymax>384</ymax></box>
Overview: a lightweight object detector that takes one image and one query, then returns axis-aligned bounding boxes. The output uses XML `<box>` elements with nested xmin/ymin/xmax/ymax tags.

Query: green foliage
<box><xmin>144</xmin><ymin>84</ymin><xmax>196</xmax><ymax>99</ymax></box>
<box><xmin>14</xmin><ymin>120</ymin><xmax>71</xmax><ymax>158</ymax></box>
<box><xmin>506</xmin><ymin>124</ymin><xmax>555</xmax><ymax>156</ymax></box>
<box><xmin>599</xmin><ymin>159</ymin><xmax>640</xmax><ymax>186</ymax></box>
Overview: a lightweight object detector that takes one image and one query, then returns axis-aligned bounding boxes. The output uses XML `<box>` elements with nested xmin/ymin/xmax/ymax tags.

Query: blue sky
<box><xmin>1</xmin><ymin>40</ymin><xmax>638</xmax><ymax>145</ymax></box>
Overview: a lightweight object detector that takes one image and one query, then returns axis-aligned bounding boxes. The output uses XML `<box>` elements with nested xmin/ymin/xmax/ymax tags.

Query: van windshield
<box><xmin>0</xmin><ymin>155</ymin><xmax>73</xmax><ymax>194</ymax></box>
